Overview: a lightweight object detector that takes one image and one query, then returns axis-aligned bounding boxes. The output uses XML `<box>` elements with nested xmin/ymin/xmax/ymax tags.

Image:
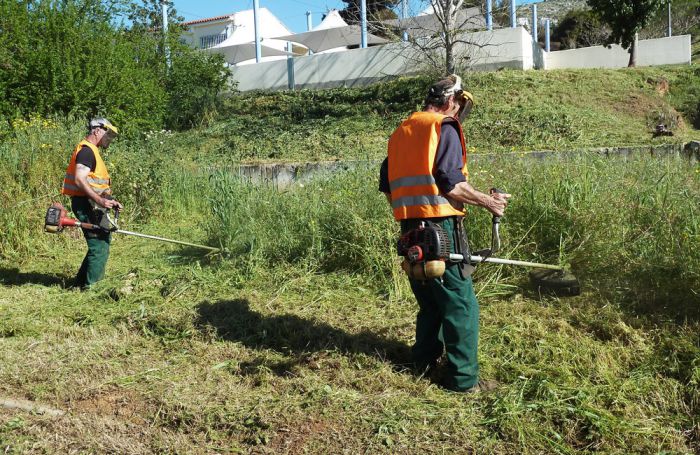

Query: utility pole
<box><xmin>667</xmin><ymin>1</ymin><xmax>672</xmax><ymax>37</ymax></box>
<box><xmin>306</xmin><ymin>11</ymin><xmax>313</xmax><ymax>55</ymax></box>
<box><xmin>545</xmin><ymin>18</ymin><xmax>550</xmax><ymax>52</ymax></box>
<box><xmin>253</xmin><ymin>0</ymin><xmax>261</xmax><ymax>63</ymax></box>
<box><xmin>286</xmin><ymin>41</ymin><xmax>295</xmax><ymax>90</ymax></box>
<box><xmin>486</xmin><ymin>0</ymin><xmax>493</xmax><ymax>31</ymax></box>
<box><xmin>401</xmin><ymin>0</ymin><xmax>408</xmax><ymax>41</ymax></box>
<box><xmin>360</xmin><ymin>0</ymin><xmax>367</xmax><ymax>48</ymax></box>
<box><xmin>510</xmin><ymin>0</ymin><xmax>516</xmax><ymax>28</ymax></box>
<box><xmin>161</xmin><ymin>0</ymin><xmax>170</xmax><ymax>68</ymax></box>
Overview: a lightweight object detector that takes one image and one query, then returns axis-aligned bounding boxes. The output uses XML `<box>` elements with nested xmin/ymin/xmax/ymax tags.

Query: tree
<box><xmin>339</xmin><ymin>0</ymin><xmax>399</xmax><ymax>27</ymax></box>
<box><xmin>587</xmin><ymin>0</ymin><xmax>666</xmax><ymax>67</ymax></box>
<box><xmin>552</xmin><ymin>9</ymin><xmax>610</xmax><ymax>50</ymax></box>
<box><xmin>126</xmin><ymin>0</ymin><xmax>184</xmax><ymax>33</ymax></box>
<box><xmin>0</xmin><ymin>0</ymin><xmax>230</xmax><ymax>133</ymax></box>
<box><xmin>395</xmin><ymin>0</ymin><xmax>488</xmax><ymax>74</ymax></box>
<box><xmin>640</xmin><ymin>0</ymin><xmax>700</xmax><ymax>40</ymax></box>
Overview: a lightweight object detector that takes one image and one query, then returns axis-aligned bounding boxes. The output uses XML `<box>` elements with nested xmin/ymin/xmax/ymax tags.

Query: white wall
<box><xmin>637</xmin><ymin>35</ymin><xmax>692</xmax><ymax>66</ymax></box>
<box><xmin>231</xmin><ymin>27</ymin><xmax>533</xmax><ymax>91</ymax></box>
<box><xmin>229</xmin><ymin>30</ymin><xmax>691</xmax><ymax>92</ymax></box>
<box><xmin>543</xmin><ymin>35</ymin><xmax>691</xmax><ymax>70</ymax></box>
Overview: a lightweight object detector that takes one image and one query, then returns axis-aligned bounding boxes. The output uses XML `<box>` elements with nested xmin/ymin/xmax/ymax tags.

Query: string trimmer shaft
<box><xmin>44</xmin><ymin>202</ymin><xmax>219</xmax><ymax>253</ymax></box>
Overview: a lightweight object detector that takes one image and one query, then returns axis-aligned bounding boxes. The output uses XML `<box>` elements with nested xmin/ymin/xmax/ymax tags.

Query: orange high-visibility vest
<box><xmin>61</xmin><ymin>140</ymin><xmax>111</xmax><ymax>197</ymax></box>
<box><xmin>387</xmin><ymin>111</ymin><xmax>468</xmax><ymax>221</ymax></box>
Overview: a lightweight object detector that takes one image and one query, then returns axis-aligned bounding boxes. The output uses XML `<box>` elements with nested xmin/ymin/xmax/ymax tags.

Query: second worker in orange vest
<box><xmin>379</xmin><ymin>75</ymin><xmax>511</xmax><ymax>393</ymax></box>
<box><xmin>62</xmin><ymin>118</ymin><xmax>123</xmax><ymax>289</ymax></box>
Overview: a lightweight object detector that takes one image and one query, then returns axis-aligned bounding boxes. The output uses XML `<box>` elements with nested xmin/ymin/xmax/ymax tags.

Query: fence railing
<box><xmin>200</xmin><ymin>34</ymin><xmax>227</xmax><ymax>50</ymax></box>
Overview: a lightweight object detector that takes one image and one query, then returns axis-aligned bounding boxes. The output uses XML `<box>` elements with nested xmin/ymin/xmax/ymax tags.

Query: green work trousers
<box><xmin>71</xmin><ymin>197</ymin><xmax>111</xmax><ymax>289</ymax></box>
<box><xmin>401</xmin><ymin>217</ymin><xmax>480</xmax><ymax>391</ymax></box>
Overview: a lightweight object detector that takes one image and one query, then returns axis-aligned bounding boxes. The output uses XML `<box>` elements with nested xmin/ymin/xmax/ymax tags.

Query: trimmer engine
<box><xmin>44</xmin><ymin>203</ymin><xmax>69</xmax><ymax>233</ymax></box>
<box><xmin>397</xmin><ymin>221</ymin><xmax>450</xmax><ymax>261</ymax></box>
<box><xmin>397</xmin><ymin>221</ymin><xmax>451</xmax><ymax>280</ymax></box>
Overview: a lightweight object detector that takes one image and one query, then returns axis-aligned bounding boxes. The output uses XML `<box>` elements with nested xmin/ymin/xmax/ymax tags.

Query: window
<box><xmin>200</xmin><ymin>33</ymin><xmax>227</xmax><ymax>49</ymax></box>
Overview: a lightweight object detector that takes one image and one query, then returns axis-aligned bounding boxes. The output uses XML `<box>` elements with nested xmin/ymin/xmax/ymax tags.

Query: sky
<box><xmin>170</xmin><ymin>0</ymin><xmax>543</xmax><ymax>34</ymax></box>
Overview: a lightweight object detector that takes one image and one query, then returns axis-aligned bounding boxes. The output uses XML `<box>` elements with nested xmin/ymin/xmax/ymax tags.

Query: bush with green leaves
<box><xmin>165</xmin><ymin>44</ymin><xmax>232</xmax><ymax>130</ymax></box>
<box><xmin>552</xmin><ymin>9</ymin><xmax>610</xmax><ymax>49</ymax></box>
<box><xmin>0</xmin><ymin>0</ymin><xmax>230</xmax><ymax>135</ymax></box>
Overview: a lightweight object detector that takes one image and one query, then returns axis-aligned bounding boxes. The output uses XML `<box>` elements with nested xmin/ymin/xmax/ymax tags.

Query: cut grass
<box><xmin>2</xmin><ymin>154</ymin><xmax>699</xmax><ymax>453</ymax></box>
<box><xmin>1</xmin><ymin>66</ymin><xmax>700</xmax><ymax>453</ymax></box>
<box><xmin>0</xmin><ymin>244</ymin><xmax>697</xmax><ymax>453</ymax></box>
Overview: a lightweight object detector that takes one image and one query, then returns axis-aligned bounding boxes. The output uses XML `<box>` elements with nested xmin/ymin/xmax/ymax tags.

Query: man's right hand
<box><xmin>484</xmin><ymin>192</ymin><xmax>510</xmax><ymax>217</ymax></box>
<box><xmin>101</xmin><ymin>197</ymin><xmax>123</xmax><ymax>210</ymax></box>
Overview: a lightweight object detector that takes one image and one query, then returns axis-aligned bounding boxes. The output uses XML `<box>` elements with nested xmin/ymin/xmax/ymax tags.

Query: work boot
<box><xmin>448</xmin><ymin>379</ymin><xmax>500</xmax><ymax>394</ymax></box>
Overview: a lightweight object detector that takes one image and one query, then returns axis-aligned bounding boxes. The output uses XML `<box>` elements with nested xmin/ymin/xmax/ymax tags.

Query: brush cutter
<box><xmin>397</xmin><ymin>192</ymin><xmax>580</xmax><ymax>296</ymax></box>
<box><xmin>44</xmin><ymin>202</ymin><xmax>219</xmax><ymax>253</ymax></box>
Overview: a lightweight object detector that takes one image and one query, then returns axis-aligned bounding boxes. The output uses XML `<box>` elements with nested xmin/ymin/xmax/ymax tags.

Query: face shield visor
<box><xmin>89</xmin><ymin>118</ymin><xmax>119</xmax><ymax>147</ymax></box>
<box><xmin>101</xmin><ymin>128</ymin><xmax>117</xmax><ymax>147</ymax></box>
<box><xmin>444</xmin><ymin>75</ymin><xmax>475</xmax><ymax>122</ymax></box>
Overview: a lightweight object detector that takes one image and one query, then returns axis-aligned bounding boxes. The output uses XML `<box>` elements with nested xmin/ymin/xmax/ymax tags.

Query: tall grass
<box><xmin>205</xmin><ymin>167</ymin><xmax>404</xmax><ymax>294</ymax></box>
<box><xmin>0</xmin><ymin>116</ymin><xmax>82</xmax><ymax>258</ymax></box>
<box><xmin>206</xmin><ymin>154</ymin><xmax>700</xmax><ymax>317</ymax></box>
<box><xmin>0</xmin><ymin>116</ymin><xmax>191</xmax><ymax>258</ymax></box>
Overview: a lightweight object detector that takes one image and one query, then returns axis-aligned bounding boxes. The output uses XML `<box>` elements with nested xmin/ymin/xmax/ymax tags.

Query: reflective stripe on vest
<box><xmin>391</xmin><ymin>194</ymin><xmax>452</xmax><ymax>209</ymax></box>
<box><xmin>386</xmin><ymin>111</ymin><xmax>468</xmax><ymax>221</ymax></box>
<box><xmin>61</xmin><ymin>140</ymin><xmax>111</xmax><ymax>197</ymax></box>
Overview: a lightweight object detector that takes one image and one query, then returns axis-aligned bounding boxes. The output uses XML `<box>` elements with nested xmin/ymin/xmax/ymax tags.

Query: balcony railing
<box><xmin>200</xmin><ymin>34</ymin><xmax>227</xmax><ymax>49</ymax></box>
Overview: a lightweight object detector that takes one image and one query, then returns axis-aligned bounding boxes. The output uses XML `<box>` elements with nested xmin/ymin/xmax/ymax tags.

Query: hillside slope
<box><xmin>177</xmin><ymin>66</ymin><xmax>699</xmax><ymax>164</ymax></box>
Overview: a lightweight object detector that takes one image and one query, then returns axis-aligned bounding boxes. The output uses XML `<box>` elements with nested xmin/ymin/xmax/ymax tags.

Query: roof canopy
<box><xmin>203</xmin><ymin>41</ymin><xmax>293</xmax><ymax>65</ymax></box>
<box><xmin>313</xmin><ymin>9</ymin><xmax>348</xmax><ymax>30</ymax></box>
<box><xmin>274</xmin><ymin>10</ymin><xmax>389</xmax><ymax>53</ymax></box>
<box><xmin>198</xmin><ymin>8</ymin><xmax>305</xmax><ymax>64</ymax></box>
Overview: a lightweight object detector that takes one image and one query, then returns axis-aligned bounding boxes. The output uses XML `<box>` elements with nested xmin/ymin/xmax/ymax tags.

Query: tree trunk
<box><xmin>446</xmin><ymin>35</ymin><xmax>455</xmax><ymax>74</ymax></box>
<box><xmin>443</xmin><ymin>0</ymin><xmax>455</xmax><ymax>74</ymax></box>
<box><xmin>627</xmin><ymin>35</ymin><xmax>637</xmax><ymax>67</ymax></box>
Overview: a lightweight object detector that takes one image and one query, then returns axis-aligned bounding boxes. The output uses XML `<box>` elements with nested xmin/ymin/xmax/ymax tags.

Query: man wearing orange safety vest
<box><xmin>379</xmin><ymin>75</ymin><xmax>511</xmax><ymax>393</ymax></box>
<box><xmin>62</xmin><ymin>118</ymin><xmax>123</xmax><ymax>289</ymax></box>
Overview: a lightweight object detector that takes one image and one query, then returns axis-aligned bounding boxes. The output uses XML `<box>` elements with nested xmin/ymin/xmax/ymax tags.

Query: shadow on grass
<box><xmin>195</xmin><ymin>299</ymin><xmax>411</xmax><ymax>374</ymax></box>
<box><xmin>0</xmin><ymin>267</ymin><xmax>71</xmax><ymax>288</ymax></box>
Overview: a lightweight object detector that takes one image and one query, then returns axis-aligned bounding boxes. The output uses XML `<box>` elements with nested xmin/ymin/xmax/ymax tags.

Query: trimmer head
<box><xmin>529</xmin><ymin>268</ymin><xmax>581</xmax><ymax>296</ymax></box>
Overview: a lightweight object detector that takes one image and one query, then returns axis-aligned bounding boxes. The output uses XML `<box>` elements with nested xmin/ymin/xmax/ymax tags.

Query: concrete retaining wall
<box><xmin>543</xmin><ymin>35</ymin><xmax>692</xmax><ymax>70</ymax></box>
<box><xmin>203</xmin><ymin>143</ymin><xmax>698</xmax><ymax>189</ymax></box>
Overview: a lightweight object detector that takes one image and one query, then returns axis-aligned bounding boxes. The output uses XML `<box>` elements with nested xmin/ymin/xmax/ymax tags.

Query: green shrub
<box><xmin>165</xmin><ymin>45</ymin><xmax>231</xmax><ymax>130</ymax></box>
<box><xmin>0</xmin><ymin>0</ymin><xmax>230</xmax><ymax>135</ymax></box>
<box><xmin>552</xmin><ymin>9</ymin><xmax>610</xmax><ymax>50</ymax></box>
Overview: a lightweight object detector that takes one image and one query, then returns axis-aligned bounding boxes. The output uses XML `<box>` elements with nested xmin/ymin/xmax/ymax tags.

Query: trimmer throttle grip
<box><xmin>489</xmin><ymin>188</ymin><xmax>505</xmax><ymax>254</ymax></box>
<box><xmin>489</xmin><ymin>187</ymin><xmax>506</xmax><ymax>224</ymax></box>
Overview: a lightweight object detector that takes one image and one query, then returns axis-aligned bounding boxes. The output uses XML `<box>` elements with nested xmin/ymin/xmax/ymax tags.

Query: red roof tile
<box><xmin>183</xmin><ymin>14</ymin><xmax>234</xmax><ymax>26</ymax></box>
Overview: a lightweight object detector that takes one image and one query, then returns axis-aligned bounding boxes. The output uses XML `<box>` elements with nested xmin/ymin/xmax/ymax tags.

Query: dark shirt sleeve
<box><xmin>379</xmin><ymin>157</ymin><xmax>390</xmax><ymax>193</ymax></box>
<box><xmin>75</xmin><ymin>146</ymin><xmax>96</xmax><ymax>172</ymax></box>
<box><xmin>434</xmin><ymin>120</ymin><xmax>466</xmax><ymax>193</ymax></box>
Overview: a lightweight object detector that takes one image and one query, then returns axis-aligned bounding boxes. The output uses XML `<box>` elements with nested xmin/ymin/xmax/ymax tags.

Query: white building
<box><xmin>182</xmin><ymin>8</ymin><xmax>304</xmax><ymax>65</ymax></box>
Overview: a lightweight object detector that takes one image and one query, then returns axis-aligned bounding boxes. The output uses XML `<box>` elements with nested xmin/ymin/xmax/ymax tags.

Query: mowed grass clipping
<box><xmin>1</xmin><ymin>153</ymin><xmax>699</xmax><ymax>453</ymax></box>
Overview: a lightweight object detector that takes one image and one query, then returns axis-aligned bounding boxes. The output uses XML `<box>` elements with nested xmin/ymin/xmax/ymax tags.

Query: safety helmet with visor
<box><xmin>426</xmin><ymin>75</ymin><xmax>475</xmax><ymax>122</ymax></box>
<box><xmin>443</xmin><ymin>75</ymin><xmax>474</xmax><ymax>122</ymax></box>
<box><xmin>89</xmin><ymin>118</ymin><xmax>118</xmax><ymax>146</ymax></box>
